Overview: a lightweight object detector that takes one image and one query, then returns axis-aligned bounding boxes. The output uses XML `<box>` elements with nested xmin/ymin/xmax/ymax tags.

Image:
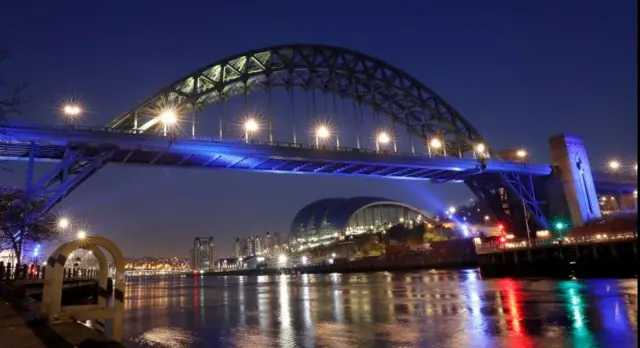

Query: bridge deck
<box><xmin>1</xmin><ymin>124</ymin><xmax>552</xmax><ymax>181</ymax></box>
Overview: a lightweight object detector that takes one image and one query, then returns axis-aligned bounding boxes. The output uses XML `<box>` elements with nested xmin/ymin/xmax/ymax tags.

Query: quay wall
<box><xmin>477</xmin><ymin>239</ymin><xmax>637</xmax><ymax>278</ymax></box>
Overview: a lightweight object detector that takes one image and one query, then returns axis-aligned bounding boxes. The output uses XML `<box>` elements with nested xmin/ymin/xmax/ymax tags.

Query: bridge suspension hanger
<box><xmin>220</xmin><ymin>92</ymin><xmax>227</xmax><ymax>140</ymax></box>
<box><xmin>312</xmin><ymin>87</ymin><xmax>317</xmax><ymax>145</ymax></box>
<box><xmin>358</xmin><ymin>101</ymin><xmax>366</xmax><ymax>149</ymax></box>
<box><xmin>305</xmin><ymin>88</ymin><xmax>311</xmax><ymax>144</ymax></box>
<box><xmin>391</xmin><ymin>116</ymin><xmax>398</xmax><ymax>153</ymax></box>
<box><xmin>244</xmin><ymin>81</ymin><xmax>249</xmax><ymax>128</ymax></box>
<box><xmin>267</xmin><ymin>83</ymin><xmax>273</xmax><ymax>143</ymax></box>
<box><xmin>190</xmin><ymin>101</ymin><xmax>196</xmax><ymax>139</ymax></box>
<box><xmin>332</xmin><ymin>91</ymin><xmax>341</xmax><ymax>148</ymax></box>
<box><xmin>288</xmin><ymin>87</ymin><xmax>297</xmax><ymax>144</ymax></box>
<box><xmin>407</xmin><ymin>113</ymin><xmax>415</xmax><ymax>155</ymax></box>
<box><xmin>351</xmin><ymin>98</ymin><xmax>361</xmax><ymax>149</ymax></box>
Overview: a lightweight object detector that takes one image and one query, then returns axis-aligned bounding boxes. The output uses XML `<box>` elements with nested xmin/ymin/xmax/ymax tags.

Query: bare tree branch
<box><xmin>0</xmin><ymin>186</ymin><xmax>59</xmax><ymax>264</ymax></box>
<box><xmin>0</xmin><ymin>48</ymin><xmax>27</xmax><ymax>171</ymax></box>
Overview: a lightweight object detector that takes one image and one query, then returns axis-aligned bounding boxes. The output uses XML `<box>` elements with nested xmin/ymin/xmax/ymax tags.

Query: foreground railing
<box><xmin>0</xmin><ymin>261</ymin><xmax>99</xmax><ymax>282</ymax></box>
<box><xmin>475</xmin><ymin>231</ymin><xmax>637</xmax><ymax>254</ymax></box>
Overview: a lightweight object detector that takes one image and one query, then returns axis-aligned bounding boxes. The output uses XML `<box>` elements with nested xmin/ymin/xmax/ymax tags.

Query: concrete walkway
<box><xmin>0</xmin><ymin>299</ymin><xmax>103</xmax><ymax>348</ymax></box>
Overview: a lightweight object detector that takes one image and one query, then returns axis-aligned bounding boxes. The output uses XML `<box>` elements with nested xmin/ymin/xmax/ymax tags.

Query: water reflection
<box><xmin>124</xmin><ymin>271</ymin><xmax>637</xmax><ymax>347</ymax></box>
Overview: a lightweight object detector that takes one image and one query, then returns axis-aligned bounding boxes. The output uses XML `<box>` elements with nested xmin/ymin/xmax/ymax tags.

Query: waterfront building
<box><xmin>215</xmin><ymin>257</ymin><xmax>240</xmax><ymax>271</ymax></box>
<box><xmin>233</xmin><ymin>238</ymin><xmax>244</xmax><ymax>258</ymax></box>
<box><xmin>263</xmin><ymin>232</ymin><xmax>283</xmax><ymax>255</ymax></box>
<box><xmin>231</xmin><ymin>233</ymin><xmax>287</xmax><ymax>259</ymax></box>
<box><xmin>290</xmin><ymin>197</ymin><xmax>431</xmax><ymax>250</ymax></box>
<box><xmin>192</xmin><ymin>237</ymin><xmax>215</xmax><ymax>271</ymax></box>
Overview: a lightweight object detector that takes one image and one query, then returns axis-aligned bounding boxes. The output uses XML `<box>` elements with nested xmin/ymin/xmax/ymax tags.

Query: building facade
<box><xmin>263</xmin><ymin>232</ymin><xmax>283</xmax><ymax>255</ymax></box>
<box><xmin>232</xmin><ymin>232</ymin><xmax>286</xmax><ymax>259</ymax></box>
<box><xmin>290</xmin><ymin>197</ymin><xmax>432</xmax><ymax>250</ymax></box>
<box><xmin>191</xmin><ymin>237</ymin><xmax>215</xmax><ymax>271</ymax></box>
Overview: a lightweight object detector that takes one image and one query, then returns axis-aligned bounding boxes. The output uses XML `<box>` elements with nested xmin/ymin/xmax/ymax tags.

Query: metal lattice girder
<box><xmin>499</xmin><ymin>172</ymin><xmax>549</xmax><ymax>230</ymax></box>
<box><xmin>27</xmin><ymin>147</ymin><xmax>115</xmax><ymax>220</ymax></box>
<box><xmin>106</xmin><ymin>44</ymin><xmax>484</xmax><ymax>154</ymax></box>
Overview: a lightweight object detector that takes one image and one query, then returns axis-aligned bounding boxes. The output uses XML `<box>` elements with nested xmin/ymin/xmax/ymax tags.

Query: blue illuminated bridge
<box><xmin>0</xmin><ymin>44</ymin><xmax>636</xmax><ymax>234</ymax></box>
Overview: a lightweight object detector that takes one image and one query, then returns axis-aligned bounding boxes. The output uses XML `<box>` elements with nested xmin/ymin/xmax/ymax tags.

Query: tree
<box><xmin>0</xmin><ymin>186</ymin><xmax>58</xmax><ymax>266</ymax></box>
<box><xmin>423</xmin><ymin>232</ymin><xmax>447</xmax><ymax>243</ymax></box>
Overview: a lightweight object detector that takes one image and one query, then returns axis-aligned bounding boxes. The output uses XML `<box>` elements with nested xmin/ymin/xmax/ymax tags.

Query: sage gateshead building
<box><xmin>290</xmin><ymin>197</ymin><xmax>430</xmax><ymax>250</ymax></box>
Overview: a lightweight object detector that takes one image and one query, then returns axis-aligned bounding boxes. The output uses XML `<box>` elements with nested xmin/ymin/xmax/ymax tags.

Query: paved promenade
<box><xmin>0</xmin><ymin>299</ymin><xmax>103</xmax><ymax>348</ymax></box>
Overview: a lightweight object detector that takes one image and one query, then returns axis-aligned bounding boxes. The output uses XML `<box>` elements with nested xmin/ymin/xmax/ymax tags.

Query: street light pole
<box><xmin>522</xmin><ymin>198</ymin><xmax>531</xmax><ymax>246</ymax></box>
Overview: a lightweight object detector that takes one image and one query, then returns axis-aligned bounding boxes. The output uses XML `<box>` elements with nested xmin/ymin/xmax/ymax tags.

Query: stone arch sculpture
<box><xmin>40</xmin><ymin>236</ymin><xmax>125</xmax><ymax>341</ymax></box>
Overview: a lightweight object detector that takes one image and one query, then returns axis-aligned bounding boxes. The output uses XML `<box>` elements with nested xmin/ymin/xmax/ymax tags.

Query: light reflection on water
<box><xmin>123</xmin><ymin>270</ymin><xmax>637</xmax><ymax>348</ymax></box>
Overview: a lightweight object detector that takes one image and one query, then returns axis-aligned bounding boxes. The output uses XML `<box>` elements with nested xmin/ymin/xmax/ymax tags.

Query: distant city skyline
<box><xmin>1</xmin><ymin>1</ymin><xmax>636</xmax><ymax>257</ymax></box>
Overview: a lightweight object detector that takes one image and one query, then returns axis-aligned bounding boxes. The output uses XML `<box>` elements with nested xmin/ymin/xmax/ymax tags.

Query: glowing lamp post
<box><xmin>61</xmin><ymin>103</ymin><xmax>83</xmax><ymax>124</ymax></box>
<box><xmin>77</xmin><ymin>230</ymin><xmax>87</xmax><ymax>240</ymax></box>
<box><xmin>159</xmin><ymin>109</ymin><xmax>178</xmax><ymax>136</ymax></box>
<box><xmin>244</xmin><ymin>119</ymin><xmax>259</xmax><ymax>143</ymax></box>
<box><xmin>516</xmin><ymin>149</ymin><xmax>527</xmax><ymax>159</ymax></box>
<box><xmin>315</xmin><ymin>125</ymin><xmax>330</xmax><ymax>147</ymax></box>
<box><xmin>429</xmin><ymin>138</ymin><xmax>446</xmax><ymax>156</ymax></box>
<box><xmin>58</xmin><ymin>217</ymin><xmax>70</xmax><ymax>230</ymax></box>
<box><xmin>475</xmin><ymin>143</ymin><xmax>486</xmax><ymax>158</ymax></box>
<box><xmin>63</xmin><ymin>104</ymin><xmax>82</xmax><ymax>117</ymax></box>
<box><xmin>376</xmin><ymin>131</ymin><xmax>391</xmax><ymax>151</ymax></box>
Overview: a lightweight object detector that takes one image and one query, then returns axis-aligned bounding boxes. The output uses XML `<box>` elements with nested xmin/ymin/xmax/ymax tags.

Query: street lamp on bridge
<box><xmin>244</xmin><ymin>118</ymin><xmax>259</xmax><ymax>142</ymax></box>
<box><xmin>429</xmin><ymin>138</ymin><xmax>446</xmax><ymax>156</ymax></box>
<box><xmin>516</xmin><ymin>149</ymin><xmax>527</xmax><ymax>159</ymax></box>
<box><xmin>58</xmin><ymin>217</ymin><xmax>70</xmax><ymax>230</ymax></box>
<box><xmin>315</xmin><ymin>125</ymin><xmax>331</xmax><ymax>146</ymax></box>
<box><xmin>159</xmin><ymin>108</ymin><xmax>179</xmax><ymax>136</ymax></box>
<box><xmin>376</xmin><ymin>131</ymin><xmax>391</xmax><ymax>151</ymax></box>
<box><xmin>159</xmin><ymin>109</ymin><xmax>178</xmax><ymax>125</ymax></box>
<box><xmin>60</xmin><ymin>103</ymin><xmax>83</xmax><ymax>124</ymax></box>
<box><xmin>608</xmin><ymin>160</ymin><xmax>620</xmax><ymax>171</ymax></box>
<box><xmin>475</xmin><ymin>143</ymin><xmax>486</xmax><ymax>157</ymax></box>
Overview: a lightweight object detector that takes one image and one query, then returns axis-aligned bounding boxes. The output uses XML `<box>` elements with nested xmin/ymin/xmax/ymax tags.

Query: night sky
<box><xmin>1</xmin><ymin>1</ymin><xmax>636</xmax><ymax>258</ymax></box>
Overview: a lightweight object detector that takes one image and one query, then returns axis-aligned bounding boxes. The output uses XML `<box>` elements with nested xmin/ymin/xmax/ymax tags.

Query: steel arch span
<box><xmin>106</xmin><ymin>44</ymin><xmax>484</xmax><ymax>154</ymax></box>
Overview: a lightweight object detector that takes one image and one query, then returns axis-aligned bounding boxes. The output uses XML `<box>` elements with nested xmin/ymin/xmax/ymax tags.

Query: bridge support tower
<box><xmin>548</xmin><ymin>134</ymin><xmax>601</xmax><ymax>227</ymax></box>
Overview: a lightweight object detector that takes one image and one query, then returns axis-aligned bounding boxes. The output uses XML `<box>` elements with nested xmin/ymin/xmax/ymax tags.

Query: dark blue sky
<box><xmin>1</xmin><ymin>0</ymin><xmax>636</xmax><ymax>257</ymax></box>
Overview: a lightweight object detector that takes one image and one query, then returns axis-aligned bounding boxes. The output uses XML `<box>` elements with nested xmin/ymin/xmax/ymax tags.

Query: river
<box><xmin>122</xmin><ymin>270</ymin><xmax>637</xmax><ymax>348</ymax></box>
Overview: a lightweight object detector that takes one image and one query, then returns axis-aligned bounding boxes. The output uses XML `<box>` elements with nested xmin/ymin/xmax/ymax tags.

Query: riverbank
<box><xmin>477</xmin><ymin>237</ymin><xmax>638</xmax><ymax>278</ymax></box>
<box><xmin>198</xmin><ymin>260</ymin><xmax>479</xmax><ymax>277</ymax></box>
<box><xmin>0</xmin><ymin>282</ymin><xmax>117</xmax><ymax>347</ymax></box>
<box><xmin>0</xmin><ymin>298</ymin><xmax>105</xmax><ymax>348</ymax></box>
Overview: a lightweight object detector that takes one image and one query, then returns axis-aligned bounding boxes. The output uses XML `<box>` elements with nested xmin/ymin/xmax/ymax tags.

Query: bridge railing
<box><xmin>5</xmin><ymin>122</ymin><xmax>538</xmax><ymax>164</ymax></box>
<box><xmin>475</xmin><ymin>231</ymin><xmax>637</xmax><ymax>254</ymax></box>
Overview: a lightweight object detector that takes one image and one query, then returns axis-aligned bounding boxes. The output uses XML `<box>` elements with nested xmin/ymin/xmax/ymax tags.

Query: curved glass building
<box><xmin>290</xmin><ymin>197</ymin><xmax>430</xmax><ymax>248</ymax></box>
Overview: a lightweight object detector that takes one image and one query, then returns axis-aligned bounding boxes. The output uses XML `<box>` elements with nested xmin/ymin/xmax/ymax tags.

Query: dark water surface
<box><xmin>123</xmin><ymin>270</ymin><xmax>637</xmax><ymax>348</ymax></box>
